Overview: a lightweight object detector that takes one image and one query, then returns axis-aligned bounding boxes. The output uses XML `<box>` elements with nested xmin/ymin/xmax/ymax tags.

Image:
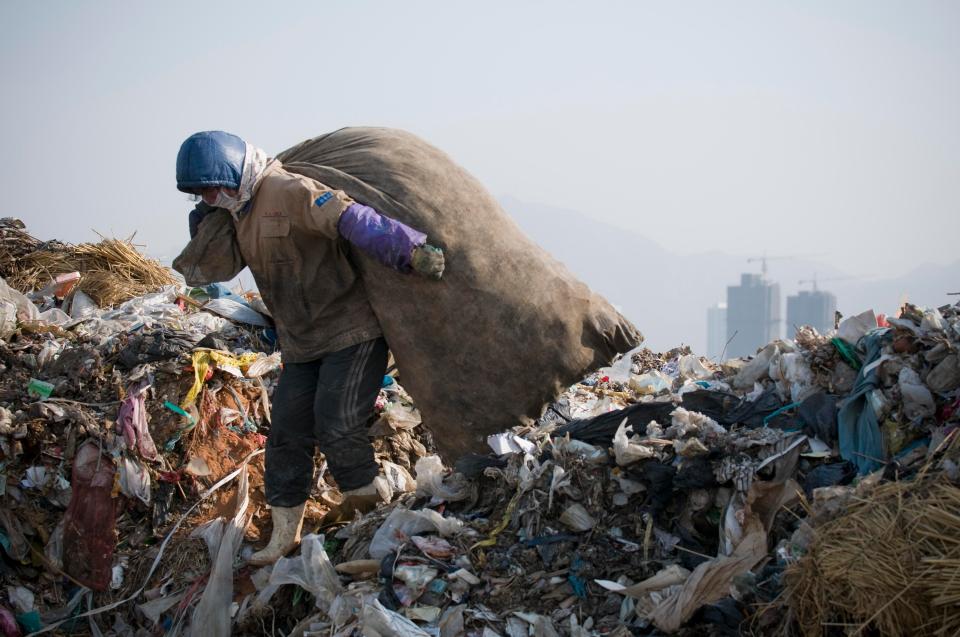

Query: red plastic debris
<box><xmin>62</xmin><ymin>441</ymin><xmax>119</xmax><ymax>591</ymax></box>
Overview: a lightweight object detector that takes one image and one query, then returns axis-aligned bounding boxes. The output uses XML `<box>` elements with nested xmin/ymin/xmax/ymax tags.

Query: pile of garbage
<box><xmin>0</xmin><ymin>219</ymin><xmax>958</xmax><ymax>636</ymax></box>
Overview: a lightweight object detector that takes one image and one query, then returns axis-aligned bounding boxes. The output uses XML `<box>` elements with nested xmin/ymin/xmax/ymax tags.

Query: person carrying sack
<box><xmin>174</xmin><ymin>130</ymin><xmax>444</xmax><ymax>566</ymax></box>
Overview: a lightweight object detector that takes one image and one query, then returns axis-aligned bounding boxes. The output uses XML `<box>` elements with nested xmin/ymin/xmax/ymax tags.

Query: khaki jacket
<box><xmin>235</xmin><ymin>163</ymin><xmax>382</xmax><ymax>362</ymax></box>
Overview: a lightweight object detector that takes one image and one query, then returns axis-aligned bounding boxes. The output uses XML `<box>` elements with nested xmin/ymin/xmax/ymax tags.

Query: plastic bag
<box><xmin>245</xmin><ymin>352</ymin><xmax>282</xmax><ymax>378</ymax></box>
<box><xmin>203</xmin><ymin>298</ymin><xmax>270</xmax><ymax>327</ymax></box>
<box><xmin>414</xmin><ymin>456</ymin><xmax>471</xmax><ymax>502</ymax></box>
<box><xmin>190</xmin><ymin>465</ymin><xmax>250</xmax><ymax>637</ymax></box>
<box><xmin>254</xmin><ymin>534</ymin><xmax>342</xmax><ymax>611</ymax></box>
<box><xmin>179</xmin><ymin>311</ymin><xmax>229</xmax><ymax>334</ymax></box>
<box><xmin>369</xmin><ymin>507</ymin><xmax>463</xmax><ymax>559</ymax></box>
<box><xmin>66</xmin><ymin>289</ymin><xmax>99</xmax><ymax>319</ymax></box>
<box><xmin>361</xmin><ymin>598</ymin><xmax>430</xmax><ymax>637</ymax></box>
<box><xmin>629</xmin><ymin>370</ymin><xmax>671</xmax><ymax>395</ymax></box>
<box><xmin>118</xmin><ymin>456</ymin><xmax>151</xmax><ymax>505</ymax></box>
<box><xmin>770</xmin><ymin>352</ymin><xmax>816</xmax><ymax>403</ymax></box>
<box><xmin>612</xmin><ymin>419</ymin><xmax>657</xmax><ymax>465</ymax></box>
<box><xmin>381</xmin><ymin>460</ymin><xmax>417</xmax><ymax>493</ymax></box>
<box><xmin>0</xmin><ymin>276</ymin><xmax>39</xmax><ymax>324</ymax></box>
<box><xmin>837</xmin><ymin>309</ymin><xmax>877</xmax><ymax>346</ymax></box>
<box><xmin>678</xmin><ymin>355</ymin><xmax>713</xmax><ymax>381</ymax></box>
<box><xmin>732</xmin><ymin>342</ymin><xmax>781</xmax><ymax>390</ymax></box>
<box><xmin>598</xmin><ymin>345</ymin><xmax>644</xmax><ymax>383</ymax></box>
<box><xmin>0</xmin><ymin>299</ymin><xmax>16</xmax><ymax>339</ymax></box>
<box><xmin>383</xmin><ymin>403</ymin><xmax>422</xmax><ymax>431</ymax></box>
<box><xmin>898</xmin><ymin>367</ymin><xmax>935</xmax><ymax>420</ymax></box>
<box><xmin>559</xmin><ymin>503</ymin><xmax>596</xmax><ymax>532</ymax></box>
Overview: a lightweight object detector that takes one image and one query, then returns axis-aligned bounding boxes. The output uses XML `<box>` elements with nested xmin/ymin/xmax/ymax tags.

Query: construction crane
<box><xmin>746</xmin><ymin>255</ymin><xmax>797</xmax><ymax>278</ymax></box>
<box><xmin>746</xmin><ymin>254</ymin><xmax>827</xmax><ymax>277</ymax></box>
<box><xmin>797</xmin><ymin>274</ymin><xmax>856</xmax><ymax>292</ymax></box>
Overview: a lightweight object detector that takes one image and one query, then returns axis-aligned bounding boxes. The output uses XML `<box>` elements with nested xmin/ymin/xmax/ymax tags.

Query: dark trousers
<box><xmin>265</xmin><ymin>338</ymin><xmax>388</xmax><ymax>507</ymax></box>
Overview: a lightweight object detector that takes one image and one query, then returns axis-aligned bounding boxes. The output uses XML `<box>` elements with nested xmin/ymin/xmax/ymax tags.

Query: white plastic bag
<box><xmin>190</xmin><ymin>465</ymin><xmax>250</xmax><ymax>637</ymax></box>
<box><xmin>629</xmin><ymin>370</ymin><xmax>671</xmax><ymax>395</ymax></box>
<box><xmin>203</xmin><ymin>298</ymin><xmax>270</xmax><ymax>327</ymax></box>
<box><xmin>598</xmin><ymin>345</ymin><xmax>644</xmax><ymax>383</ymax></box>
<box><xmin>254</xmin><ymin>534</ymin><xmax>342</xmax><ymax>611</ymax></box>
<box><xmin>612</xmin><ymin>419</ymin><xmax>657</xmax><ymax>465</ymax></box>
<box><xmin>414</xmin><ymin>455</ymin><xmax>471</xmax><ymax>502</ymax></box>
<box><xmin>369</xmin><ymin>507</ymin><xmax>463</xmax><ymax>559</ymax></box>
<box><xmin>118</xmin><ymin>456</ymin><xmax>152</xmax><ymax>505</ymax></box>
<box><xmin>678</xmin><ymin>355</ymin><xmax>713</xmax><ymax>381</ymax></box>
<box><xmin>837</xmin><ymin>309</ymin><xmax>877</xmax><ymax>345</ymax></box>
<box><xmin>898</xmin><ymin>367</ymin><xmax>935</xmax><ymax>420</ymax></box>
<box><xmin>0</xmin><ymin>276</ymin><xmax>39</xmax><ymax>323</ymax></box>
<box><xmin>245</xmin><ymin>352</ymin><xmax>282</xmax><ymax>378</ymax></box>
<box><xmin>67</xmin><ymin>289</ymin><xmax>100</xmax><ymax>319</ymax></box>
<box><xmin>361</xmin><ymin>597</ymin><xmax>430</xmax><ymax>637</ymax></box>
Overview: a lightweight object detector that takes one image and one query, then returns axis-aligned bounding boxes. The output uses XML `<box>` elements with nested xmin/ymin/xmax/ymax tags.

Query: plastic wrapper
<box><xmin>245</xmin><ymin>352</ymin><xmax>282</xmax><ymax>378</ymax></box>
<box><xmin>381</xmin><ymin>460</ymin><xmax>417</xmax><ymax>493</ymax></box>
<box><xmin>394</xmin><ymin>564</ymin><xmax>439</xmax><ymax>600</ymax></box>
<box><xmin>43</xmin><ymin>521</ymin><xmax>64</xmax><ymax>571</ymax></box>
<box><xmin>559</xmin><ymin>503</ymin><xmax>596</xmax><ymax>532</ymax></box>
<box><xmin>927</xmin><ymin>354</ymin><xmax>960</xmax><ymax>393</ymax></box>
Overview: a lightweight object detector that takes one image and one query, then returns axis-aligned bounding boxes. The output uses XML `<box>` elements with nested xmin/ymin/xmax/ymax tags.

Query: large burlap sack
<box><xmin>180</xmin><ymin>127</ymin><xmax>642</xmax><ymax>459</ymax></box>
<box><xmin>278</xmin><ymin>128</ymin><xmax>641</xmax><ymax>458</ymax></box>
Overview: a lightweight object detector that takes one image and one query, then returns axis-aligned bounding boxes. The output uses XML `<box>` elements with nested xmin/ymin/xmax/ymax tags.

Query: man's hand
<box><xmin>411</xmin><ymin>244</ymin><xmax>445</xmax><ymax>280</ymax></box>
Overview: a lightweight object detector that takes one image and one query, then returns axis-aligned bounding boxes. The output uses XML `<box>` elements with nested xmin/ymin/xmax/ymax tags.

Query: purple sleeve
<box><xmin>337</xmin><ymin>203</ymin><xmax>427</xmax><ymax>272</ymax></box>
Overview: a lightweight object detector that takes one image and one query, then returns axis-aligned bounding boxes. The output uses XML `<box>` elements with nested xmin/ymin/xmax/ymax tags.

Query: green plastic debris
<box><xmin>831</xmin><ymin>337</ymin><xmax>862</xmax><ymax>370</ymax></box>
<box><xmin>163</xmin><ymin>401</ymin><xmax>195</xmax><ymax>424</ymax></box>
<box><xmin>27</xmin><ymin>378</ymin><xmax>54</xmax><ymax>400</ymax></box>
<box><xmin>16</xmin><ymin>610</ymin><xmax>42</xmax><ymax>633</ymax></box>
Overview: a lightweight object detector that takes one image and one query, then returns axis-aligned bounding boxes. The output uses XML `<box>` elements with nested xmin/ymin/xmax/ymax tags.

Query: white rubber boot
<box><xmin>248</xmin><ymin>502</ymin><xmax>306</xmax><ymax>566</ymax></box>
<box><xmin>342</xmin><ymin>475</ymin><xmax>392</xmax><ymax>509</ymax></box>
<box><xmin>326</xmin><ymin>476</ymin><xmax>392</xmax><ymax>523</ymax></box>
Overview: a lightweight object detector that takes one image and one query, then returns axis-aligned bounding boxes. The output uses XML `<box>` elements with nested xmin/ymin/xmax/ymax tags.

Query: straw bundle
<box><xmin>0</xmin><ymin>219</ymin><xmax>175</xmax><ymax>307</ymax></box>
<box><xmin>781</xmin><ymin>458</ymin><xmax>960</xmax><ymax>636</ymax></box>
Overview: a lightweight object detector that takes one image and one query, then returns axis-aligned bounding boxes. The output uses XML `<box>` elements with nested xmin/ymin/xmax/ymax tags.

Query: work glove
<box><xmin>411</xmin><ymin>244</ymin><xmax>445</xmax><ymax>280</ymax></box>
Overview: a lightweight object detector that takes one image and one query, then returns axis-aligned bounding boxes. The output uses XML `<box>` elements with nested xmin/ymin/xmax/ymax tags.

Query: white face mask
<box><xmin>213</xmin><ymin>188</ymin><xmax>242</xmax><ymax>212</ymax></box>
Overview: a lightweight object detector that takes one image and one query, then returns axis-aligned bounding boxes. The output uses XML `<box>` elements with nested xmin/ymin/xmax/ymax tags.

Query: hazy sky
<box><xmin>2</xmin><ymin>1</ymin><xmax>957</xmax><ymax>281</ymax></box>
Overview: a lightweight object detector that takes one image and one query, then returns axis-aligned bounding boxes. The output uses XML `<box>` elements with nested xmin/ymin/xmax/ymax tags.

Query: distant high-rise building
<box><xmin>706</xmin><ymin>302</ymin><xmax>727</xmax><ymax>360</ymax></box>
<box><xmin>726</xmin><ymin>273</ymin><xmax>780</xmax><ymax>358</ymax></box>
<box><xmin>786</xmin><ymin>289</ymin><xmax>837</xmax><ymax>336</ymax></box>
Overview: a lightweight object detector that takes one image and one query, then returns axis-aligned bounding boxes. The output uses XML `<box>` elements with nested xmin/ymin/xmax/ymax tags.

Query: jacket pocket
<box><xmin>261</xmin><ymin>217</ymin><xmax>290</xmax><ymax>238</ymax></box>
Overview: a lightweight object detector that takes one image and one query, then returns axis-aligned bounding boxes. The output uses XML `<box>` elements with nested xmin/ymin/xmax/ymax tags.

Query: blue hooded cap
<box><xmin>176</xmin><ymin>131</ymin><xmax>246</xmax><ymax>193</ymax></box>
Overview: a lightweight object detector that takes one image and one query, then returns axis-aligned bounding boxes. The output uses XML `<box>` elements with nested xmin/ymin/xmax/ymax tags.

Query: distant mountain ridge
<box><xmin>501</xmin><ymin>195</ymin><xmax>959</xmax><ymax>353</ymax></box>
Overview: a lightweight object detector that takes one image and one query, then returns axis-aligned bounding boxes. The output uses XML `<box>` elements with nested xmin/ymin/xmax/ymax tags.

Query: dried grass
<box><xmin>0</xmin><ymin>219</ymin><xmax>175</xmax><ymax>307</ymax></box>
<box><xmin>780</xmin><ymin>437</ymin><xmax>960</xmax><ymax>637</ymax></box>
